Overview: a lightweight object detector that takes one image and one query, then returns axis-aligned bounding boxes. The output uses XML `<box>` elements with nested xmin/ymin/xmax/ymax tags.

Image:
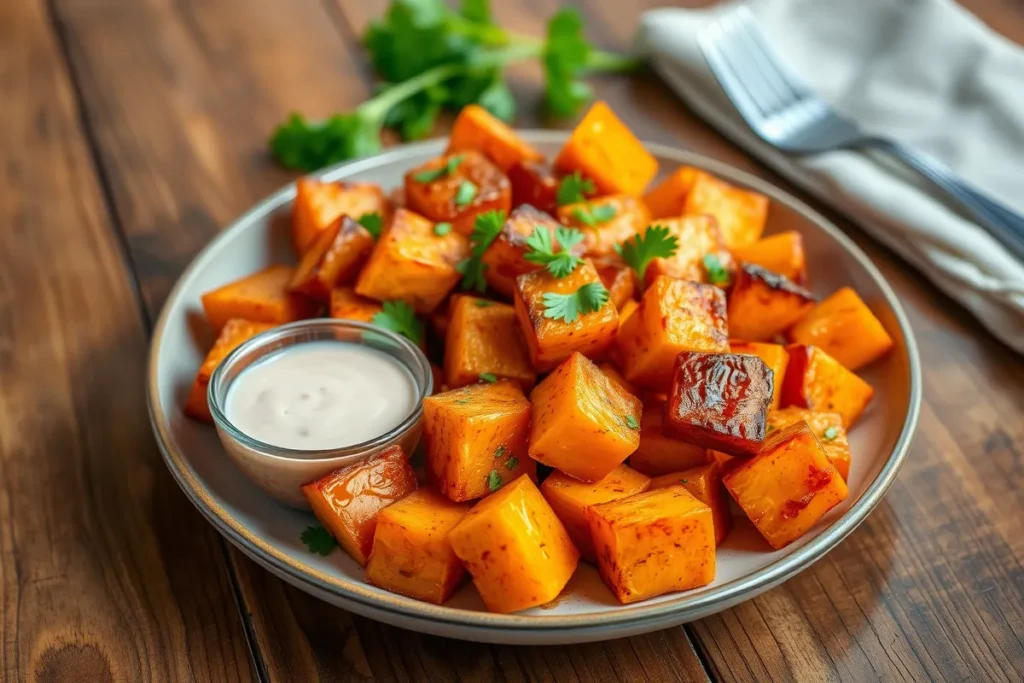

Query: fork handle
<box><xmin>868</xmin><ymin>138</ymin><xmax>1024</xmax><ymax>261</ymax></box>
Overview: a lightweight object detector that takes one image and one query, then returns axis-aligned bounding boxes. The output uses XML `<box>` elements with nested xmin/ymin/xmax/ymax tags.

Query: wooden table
<box><xmin>3</xmin><ymin>0</ymin><xmax>1022</xmax><ymax>680</ymax></box>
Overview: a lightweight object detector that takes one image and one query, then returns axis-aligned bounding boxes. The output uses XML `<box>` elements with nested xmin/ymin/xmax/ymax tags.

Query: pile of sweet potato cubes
<box><xmin>187</xmin><ymin>102</ymin><xmax>895</xmax><ymax>613</ymax></box>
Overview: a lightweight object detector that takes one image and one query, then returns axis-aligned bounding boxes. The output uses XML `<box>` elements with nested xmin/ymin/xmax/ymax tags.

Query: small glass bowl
<box><xmin>208</xmin><ymin>319</ymin><xmax>433</xmax><ymax>508</ymax></box>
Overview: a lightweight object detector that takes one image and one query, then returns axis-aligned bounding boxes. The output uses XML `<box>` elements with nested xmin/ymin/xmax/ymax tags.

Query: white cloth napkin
<box><xmin>638</xmin><ymin>0</ymin><xmax>1024</xmax><ymax>353</ymax></box>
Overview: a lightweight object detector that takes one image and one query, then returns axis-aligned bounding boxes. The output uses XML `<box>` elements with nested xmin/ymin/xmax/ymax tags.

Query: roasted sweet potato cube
<box><xmin>598</xmin><ymin>362</ymin><xmax>637</xmax><ymax>396</ymax></box>
<box><xmin>448</xmin><ymin>476</ymin><xmax>579</xmax><ymax>613</ymax></box>
<box><xmin>300</xmin><ymin>445</ymin><xmax>418</xmax><ymax>566</ymax></box>
<box><xmin>630</xmin><ymin>405</ymin><xmax>710</xmax><ymax>476</ymax></box>
<box><xmin>329</xmin><ymin>286</ymin><xmax>382</xmax><ymax>322</ymax></box>
<box><xmin>422</xmin><ymin>382</ymin><xmax>535</xmax><ymax>502</ymax></box>
<box><xmin>507</xmin><ymin>160</ymin><xmax>562</xmax><ymax>216</ymax></box>
<box><xmin>643</xmin><ymin>166</ymin><xmax>700</xmax><ymax>219</ymax></box>
<box><xmin>481</xmin><ymin>205</ymin><xmax>574</xmax><ymax>298</ymax></box>
<box><xmin>617</xmin><ymin>276</ymin><xmax>729</xmax><ymax>388</ymax></box>
<box><xmin>292</xmin><ymin>177</ymin><xmax>388</xmax><ymax>256</ymax></box>
<box><xmin>768</xmin><ymin>408</ymin><xmax>851</xmax><ymax>481</ymax></box>
<box><xmin>730</xmin><ymin>341</ymin><xmax>789</xmax><ymax>408</ymax></box>
<box><xmin>557</xmin><ymin>194</ymin><xmax>652</xmax><ymax>258</ymax></box>
<box><xmin>781</xmin><ymin>345</ymin><xmax>874</xmax><ymax>428</ymax></box>
<box><xmin>731</xmin><ymin>231</ymin><xmax>807</xmax><ymax>284</ymax></box>
<box><xmin>365</xmin><ymin>489</ymin><xmax>471</xmax><ymax>604</ymax></box>
<box><xmin>289</xmin><ymin>216</ymin><xmax>375</xmax><ymax>301</ymax></box>
<box><xmin>587</xmin><ymin>486</ymin><xmax>715</xmax><ymax>604</ymax></box>
<box><xmin>201</xmin><ymin>265</ymin><xmax>319</xmax><ymax>332</ymax></box>
<box><xmin>593</xmin><ymin>257</ymin><xmax>637</xmax><ymax>310</ymax></box>
<box><xmin>682</xmin><ymin>171</ymin><xmax>768</xmax><ymax>248</ymax></box>
<box><xmin>644</xmin><ymin>215</ymin><xmax>735</xmax><ymax>287</ymax></box>
<box><xmin>665</xmin><ymin>352</ymin><xmax>774</xmax><ymax>456</ymax></box>
<box><xmin>723</xmin><ymin>422</ymin><xmax>848</xmax><ymax>549</ymax></box>
<box><xmin>444</xmin><ymin>296</ymin><xmax>536</xmax><ymax>391</ymax></box>
<box><xmin>788</xmin><ymin>287</ymin><xmax>894</xmax><ymax>371</ymax></box>
<box><xmin>554</xmin><ymin>101</ymin><xmax>658</xmax><ymax>196</ymax></box>
<box><xmin>618</xmin><ymin>299</ymin><xmax>638</xmax><ymax>328</ymax></box>
<box><xmin>650</xmin><ymin>463</ymin><xmax>732</xmax><ymax>545</ymax></box>
<box><xmin>528</xmin><ymin>353</ymin><xmax>642</xmax><ymax>482</ymax></box>
<box><xmin>446</xmin><ymin>104</ymin><xmax>544</xmax><ymax>173</ymax></box>
<box><xmin>513</xmin><ymin>260</ymin><xmax>619</xmax><ymax>371</ymax></box>
<box><xmin>727</xmin><ymin>263</ymin><xmax>815</xmax><ymax>341</ymax></box>
<box><xmin>404</xmin><ymin>150</ymin><xmax>512</xmax><ymax>236</ymax></box>
<box><xmin>354</xmin><ymin>209</ymin><xmax>468</xmax><ymax>314</ymax></box>
<box><xmin>184</xmin><ymin>318</ymin><xmax>275</xmax><ymax>421</ymax></box>
<box><xmin>541</xmin><ymin>465</ymin><xmax>651</xmax><ymax>561</ymax></box>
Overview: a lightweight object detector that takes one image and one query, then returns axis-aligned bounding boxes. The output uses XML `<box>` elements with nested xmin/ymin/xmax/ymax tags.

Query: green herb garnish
<box><xmin>301</xmin><ymin>526</ymin><xmax>337</xmax><ymax>556</ymax></box>
<box><xmin>454</xmin><ymin>180</ymin><xmax>478</xmax><ymax>208</ymax></box>
<box><xmin>703</xmin><ymin>253</ymin><xmax>731</xmax><ymax>286</ymax></box>
<box><xmin>371</xmin><ymin>300</ymin><xmax>424</xmax><ymax>345</ymax></box>
<box><xmin>822</xmin><ymin>426</ymin><xmax>840</xmax><ymax>441</ymax></box>
<box><xmin>572</xmin><ymin>203</ymin><xmax>617</xmax><ymax>226</ymax></box>
<box><xmin>524</xmin><ymin>225</ymin><xmax>585</xmax><ymax>278</ymax></box>
<box><xmin>506</xmin><ymin>456</ymin><xmax>520</xmax><ymax>470</ymax></box>
<box><xmin>680</xmin><ymin>478</ymin><xmax>689</xmax><ymax>485</ymax></box>
<box><xmin>357</xmin><ymin>212</ymin><xmax>384</xmax><ymax>239</ymax></box>
<box><xmin>556</xmin><ymin>171</ymin><xmax>595</xmax><ymax>206</ymax></box>
<box><xmin>542</xmin><ymin>282</ymin><xmax>610</xmax><ymax>323</ymax></box>
<box><xmin>619</xmin><ymin>225</ymin><xmax>679</xmax><ymax>281</ymax></box>
<box><xmin>474</xmin><ymin>299</ymin><xmax>495</xmax><ymax>307</ymax></box>
<box><xmin>479</xmin><ymin>372</ymin><xmax>498</xmax><ymax>383</ymax></box>
<box><xmin>488</xmin><ymin>470</ymin><xmax>503</xmax><ymax>492</ymax></box>
<box><xmin>458</xmin><ymin>210</ymin><xmax>506</xmax><ymax>292</ymax></box>
<box><xmin>495</xmin><ymin>445</ymin><xmax>506</xmax><ymax>458</ymax></box>
<box><xmin>414</xmin><ymin>154</ymin><xmax>463</xmax><ymax>183</ymax></box>
<box><xmin>434</xmin><ymin>222</ymin><xmax>453</xmax><ymax>236</ymax></box>
<box><xmin>624</xmin><ymin>414</ymin><xmax>640</xmax><ymax>430</ymax></box>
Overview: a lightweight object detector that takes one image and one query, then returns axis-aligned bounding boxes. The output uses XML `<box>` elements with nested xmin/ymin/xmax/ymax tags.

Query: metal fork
<box><xmin>700</xmin><ymin>4</ymin><xmax>1024</xmax><ymax>260</ymax></box>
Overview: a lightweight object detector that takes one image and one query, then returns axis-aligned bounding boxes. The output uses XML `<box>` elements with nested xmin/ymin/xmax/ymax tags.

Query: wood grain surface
<box><xmin>2</xmin><ymin>0</ymin><xmax>1022</xmax><ymax>681</ymax></box>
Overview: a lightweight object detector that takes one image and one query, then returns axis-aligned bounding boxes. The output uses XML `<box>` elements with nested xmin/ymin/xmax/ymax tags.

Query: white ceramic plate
<box><xmin>147</xmin><ymin>132</ymin><xmax>921</xmax><ymax>645</ymax></box>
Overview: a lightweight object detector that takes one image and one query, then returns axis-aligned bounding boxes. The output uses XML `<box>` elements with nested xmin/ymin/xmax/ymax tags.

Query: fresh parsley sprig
<box><xmin>524</xmin><ymin>225</ymin><xmax>585</xmax><ymax>278</ymax></box>
<box><xmin>543</xmin><ymin>282</ymin><xmax>610</xmax><ymax>323</ymax></box>
<box><xmin>572</xmin><ymin>203</ymin><xmax>617</xmax><ymax>227</ymax></box>
<box><xmin>619</xmin><ymin>225</ymin><xmax>679</xmax><ymax>281</ymax></box>
<box><xmin>458</xmin><ymin>210</ymin><xmax>506</xmax><ymax>292</ymax></box>
<box><xmin>413</xmin><ymin>154</ymin><xmax>463</xmax><ymax>183</ymax></box>
<box><xmin>357</xmin><ymin>212</ymin><xmax>385</xmax><ymax>239</ymax></box>
<box><xmin>301</xmin><ymin>525</ymin><xmax>337</xmax><ymax>556</ymax></box>
<box><xmin>703</xmin><ymin>253</ymin><xmax>731</xmax><ymax>286</ymax></box>
<box><xmin>372</xmin><ymin>300</ymin><xmax>424</xmax><ymax>345</ymax></box>
<box><xmin>556</xmin><ymin>171</ymin><xmax>595</xmax><ymax>206</ymax></box>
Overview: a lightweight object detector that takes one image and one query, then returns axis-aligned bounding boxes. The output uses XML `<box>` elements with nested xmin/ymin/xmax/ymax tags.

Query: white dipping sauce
<box><xmin>225</xmin><ymin>341</ymin><xmax>417</xmax><ymax>451</ymax></box>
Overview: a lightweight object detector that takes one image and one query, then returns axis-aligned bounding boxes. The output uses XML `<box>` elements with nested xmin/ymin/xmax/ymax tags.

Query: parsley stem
<box><xmin>361</xmin><ymin>63</ymin><xmax>465</xmax><ymax>122</ymax></box>
<box><xmin>584</xmin><ymin>51</ymin><xmax>644</xmax><ymax>73</ymax></box>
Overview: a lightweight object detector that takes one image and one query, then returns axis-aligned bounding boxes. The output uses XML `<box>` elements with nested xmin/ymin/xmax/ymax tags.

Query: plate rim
<box><xmin>147</xmin><ymin>131</ymin><xmax>922</xmax><ymax>635</ymax></box>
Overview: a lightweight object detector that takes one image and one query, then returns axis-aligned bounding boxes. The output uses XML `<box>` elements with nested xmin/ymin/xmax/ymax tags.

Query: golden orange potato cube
<box><xmin>329</xmin><ymin>286</ymin><xmax>382</xmax><ymax>322</ymax></box>
<box><xmin>444</xmin><ymin>296</ymin><xmax>536</xmax><ymax>391</ymax></box>
<box><xmin>593</xmin><ymin>257</ymin><xmax>637</xmax><ymax>310</ymax></box>
<box><xmin>365</xmin><ymin>489</ymin><xmax>471</xmax><ymax>604</ymax></box>
<box><xmin>587</xmin><ymin>486</ymin><xmax>716</xmax><ymax>604</ymax></box>
<box><xmin>782</xmin><ymin>344</ymin><xmax>874</xmax><ymax>428</ymax></box>
<box><xmin>723</xmin><ymin>422</ymin><xmax>848</xmax><ymax>549</ymax></box>
<box><xmin>354</xmin><ymin>208</ymin><xmax>468</xmax><ymax>314</ymax></box>
<box><xmin>292</xmin><ymin>177</ymin><xmax>388</xmax><ymax>256</ymax></box>
<box><xmin>300</xmin><ymin>445</ymin><xmax>418</xmax><ymax>566</ymax></box>
<box><xmin>446</xmin><ymin>104</ymin><xmax>544</xmax><ymax>173</ymax></box>
<box><xmin>630</xmin><ymin>405</ymin><xmax>710</xmax><ymax>476</ymax></box>
<box><xmin>682</xmin><ymin>171</ymin><xmax>768</xmax><ymax>248</ymax></box>
<box><xmin>598</xmin><ymin>362</ymin><xmax>638</xmax><ymax>396</ymax></box>
<box><xmin>730</xmin><ymin>340</ymin><xmax>790</xmax><ymax>408</ymax></box>
<box><xmin>788</xmin><ymin>287</ymin><xmax>894</xmax><ymax>371</ymax></box>
<box><xmin>513</xmin><ymin>260</ymin><xmax>619</xmax><ymax>371</ymax></box>
<box><xmin>448</xmin><ymin>476</ymin><xmax>579</xmax><ymax>613</ymax></box>
<box><xmin>644</xmin><ymin>215</ymin><xmax>735</xmax><ymax>287</ymax></box>
<box><xmin>201</xmin><ymin>265</ymin><xmax>319</xmax><ymax>332</ymax></box>
<box><xmin>731</xmin><ymin>231</ymin><xmax>807</xmax><ymax>284</ymax></box>
<box><xmin>184</xmin><ymin>319</ymin><xmax>274</xmax><ymax>421</ymax></box>
<box><xmin>557</xmin><ymin>194</ymin><xmax>652</xmax><ymax>258</ymax></box>
<box><xmin>540</xmin><ymin>465</ymin><xmax>651</xmax><ymax>561</ymax></box>
<box><xmin>422</xmin><ymin>382</ymin><xmax>535</xmax><ymax>502</ymax></box>
<box><xmin>650</xmin><ymin>463</ymin><xmax>732</xmax><ymax>545</ymax></box>
<box><xmin>617</xmin><ymin>276</ymin><xmax>729</xmax><ymax>388</ymax></box>
<box><xmin>768</xmin><ymin>408</ymin><xmax>851</xmax><ymax>481</ymax></box>
<box><xmin>529</xmin><ymin>353</ymin><xmax>642</xmax><ymax>483</ymax></box>
<box><xmin>289</xmin><ymin>216</ymin><xmax>375</xmax><ymax>301</ymax></box>
<box><xmin>727</xmin><ymin>264</ymin><xmax>815</xmax><ymax>341</ymax></box>
<box><xmin>480</xmin><ymin>205</ymin><xmax>574</xmax><ymax>298</ymax></box>
<box><xmin>404</xmin><ymin>150</ymin><xmax>511</xmax><ymax>236</ymax></box>
<box><xmin>643</xmin><ymin>166</ymin><xmax>700</xmax><ymax>219</ymax></box>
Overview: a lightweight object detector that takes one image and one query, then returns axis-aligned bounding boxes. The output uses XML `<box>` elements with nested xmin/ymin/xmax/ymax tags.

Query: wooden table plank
<box><xmin>0</xmin><ymin>0</ymin><xmax>254</xmax><ymax>681</ymax></box>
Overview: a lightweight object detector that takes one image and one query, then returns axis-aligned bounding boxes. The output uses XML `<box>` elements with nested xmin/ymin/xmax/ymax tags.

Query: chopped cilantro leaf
<box><xmin>414</xmin><ymin>154</ymin><xmax>463</xmax><ymax>183</ymax></box>
<box><xmin>524</xmin><ymin>225</ymin><xmax>585</xmax><ymax>278</ymax></box>
<box><xmin>506</xmin><ymin>456</ymin><xmax>520</xmax><ymax>470</ymax></box>
<box><xmin>434</xmin><ymin>221</ymin><xmax>452</xmax><ymax>236</ymax></box>
<box><xmin>822</xmin><ymin>426</ymin><xmax>840</xmax><ymax>441</ymax></box>
<box><xmin>479</xmin><ymin>372</ymin><xmax>498</xmax><ymax>383</ymax></box>
<box><xmin>572</xmin><ymin>202</ymin><xmax>617</xmax><ymax>226</ymax></box>
<box><xmin>703</xmin><ymin>253</ymin><xmax>731</xmax><ymax>286</ymax></box>
<box><xmin>459</xmin><ymin>210</ymin><xmax>506</xmax><ymax>291</ymax></box>
<box><xmin>487</xmin><ymin>470</ymin><xmax>503</xmax><ymax>492</ymax></box>
<box><xmin>357</xmin><ymin>212</ymin><xmax>384</xmax><ymax>239</ymax></box>
<box><xmin>495</xmin><ymin>445</ymin><xmax>506</xmax><ymax>458</ymax></box>
<box><xmin>474</xmin><ymin>299</ymin><xmax>495</xmax><ymax>307</ymax></box>
<box><xmin>625</xmin><ymin>414</ymin><xmax>640</xmax><ymax>430</ymax></box>
<box><xmin>301</xmin><ymin>525</ymin><xmax>337</xmax><ymax>556</ymax></box>
<box><xmin>455</xmin><ymin>180</ymin><xmax>478</xmax><ymax>207</ymax></box>
<box><xmin>371</xmin><ymin>300</ymin><xmax>424</xmax><ymax>345</ymax></box>
<box><xmin>556</xmin><ymin>171</ymin><xmax>595</xmax><ymax>206</ymax></box>
<box><xmin>542</xmin><ymin>282</ymin><xmax>610</xmax><ymax>323</ymax></box>
<box><xmin>619</xmin><ymin>225</ymin><xmax>679</xmax><ymax>281</ymax></box>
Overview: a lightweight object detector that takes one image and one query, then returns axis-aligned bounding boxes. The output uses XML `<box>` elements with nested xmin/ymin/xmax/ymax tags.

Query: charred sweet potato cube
<box><xmin>300</xmin><ymin>445</ymin><xmax>418</xmax><ymax>566</ymax></box>
<box><xmin>723</xmin><ymin>422</ymin><xmax>848</xmax><ymax>549</ymax></box>
<box><xmin>643</xmin><ymin>166</ymin><xmax>700</xmax><ymax>219</ymax></box>
<box><xmin>201</xmin><ymin>265</ymin><xmax>319</xmax><ymax>332</ymax></box>
<box><xmin>650</xmin><ymin>463</ymin><xmax>732</xmax><ymax>545</ymax></box>
<box><xmin>354</xmin><ymin>209</ymin><xmax>469</xmax><ymax>314</ymax></box>
<box><xmin>292</xmin><ymin>177</ymin><xmax>388</xmax><ymax>256</ymax></box>
<box><xmin>184</xmin><ymin>319</ymin><xmax>275</xmax><ymax>421</ymax></box>
<box><xmin>768</xmin><ymin>408</ymin><xmax>851</xmax><ymax>481</ymax></box>
<box><xmin>587</xmin><ymin>486</ymin><xmax>716</xmax><ymax>604</ymax></box>
<box><xmin>507</xmin><ymin>160</ymin><xmax>561</xmax><ymax>216</ymax></box>
<box><xmin>529</xmin><ymin>353</ymin><xmax>642</xmax><ymax>483</ymax></box>
<box><xmin>554</xmin><ymin>101</ymin><xmax>658</xmax><ymax>196</ymax></box>
<box><xmin>289</xmin><ymin>216</ymin><xmax>375</xmax><ymax>301</ymax></box>
<box><xmin>557</xmin><ymin>194</ymin><xmax>652</xmax><ymax>258</ymax></box>
<box><xmin>422</xmin><ymin>382</ymin><xmax>535</xmax><ymax>502</ymax></box>
<box><xmin>513</xmin><ymin>260</ymin><xmax>619</xmax><ymax>371</ymax></box>
<box><xmin>630</xmin><ymin>404</ymin><xmax>710</xmax><ymax>476</ymax></box>
<box><xmin>782</xmin><ymin>345</ymin><xmax>874</xmax><ymax>428</ymax></box>
<box><xmin>788</xmin><ymin>287</ymin><xmax>894</xmax><ymax>371</ymax></box>
<box><xmin>448</xmin><ymin>476</ymin><xmax>579</xmax><ymax>613</ymax></box>
<box><xmin>727</xmin><ymin>263</ymin><xmax>815</xmax><ymax>341</ymax></box>
<box><xmin>593</xmin><ymin>257</ymin><xmax>637</xmax><ymax>310</ymax></box>
<box><xmin>444</xmin><ymin>296</ymin><xmax>536</xmax><ymax>391</ymax></box>
<box><xmin>329</xmin><ymin>286</ymin><xmax>382</xmax><ymax>322</ymax></box>
<box><xmin>365</xmin><ymin>489</ymin><xmax>471</xmax><ymax>604</ymax></box>
<box><xmin>643</xmin><ymin>215</ymin><xmax>735</xmax><ymax>287</ymax></box>
<box><xmin>730</xmin><ymin>341</ymin><xmax>789</xmax><ymax>408</ymax></box>
<box><xmin>481</xmin><ymin>205</ymin><xmax>575</xmax><ymax>298</ymax></box>
<box><xmin>731</xmin><ymin>231</ymin><xmax>807</xmax><ymax>284</ymax></box>
<box><xmin>404</xmin><ymin>150</ymin><xmax>511</xmax><ymax>236</ymax></box>
<box><xmin>665</xmin><ymin>351</ymin><xmax>774</xmax><ymax>457</ymax></box>
<box><xmin>617</xmin><ymin>276</ymin><xmax>729</xmax><ymax>388</ymax></box>
<box><xmin>540</xmin><ymin>465</ymin><xmax>651</xmax><ymax>561</ymax></box>
<box><xmin>682</xmin><ymin>171</ymin><xmax>768</xmax><ymax>248</ymax></box>
<box><xmin>446</xmin><ymin>105</ymin><xmax>544</xmax><ymax>173</ymax></box>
